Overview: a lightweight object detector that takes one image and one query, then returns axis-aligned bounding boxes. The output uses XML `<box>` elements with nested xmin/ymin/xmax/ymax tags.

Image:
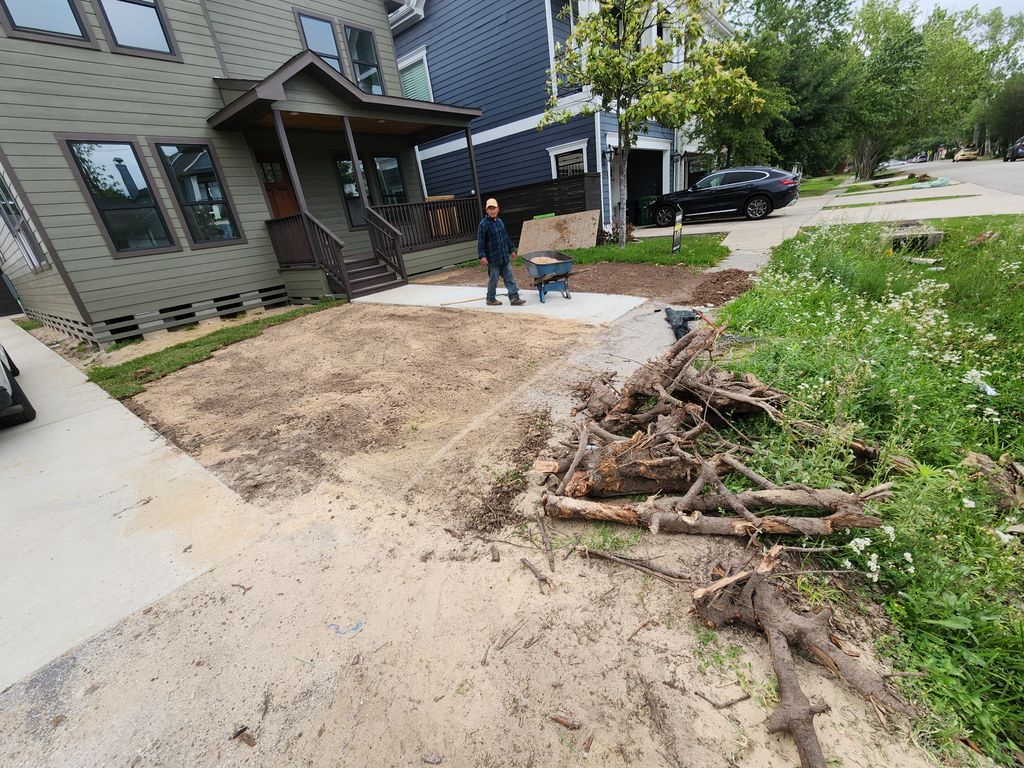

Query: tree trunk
<box><xmin>617</xmin><ymin>144</ymin><xmax>630</xmax><ymax>249</ymax></box>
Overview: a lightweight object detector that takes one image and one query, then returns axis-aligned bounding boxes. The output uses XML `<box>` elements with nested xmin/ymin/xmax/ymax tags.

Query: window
<box><xmin>0</xmin><ymin>0</ymin><xmax>92</xmax><ymax>43</ymax></box>
<box><xmin>723</xmin><ymin>171</ymin><xmax>766</xmax><ymax>185</ymax></box>
<box><xmin>67</xmin><ymin>140</ymin><xmax>174</xmax><ymax>254</ymax></box>
<box><xmin>156</xmin><ymin>142</ymin><xmax>242</xmax><ymax>246</ymax></box>
<box><xmin>555</xmin><ymin>150</ymin><xmax>585</xmax><ymax>178</ymax></box>
<box><xmin>398</xmin><ymin>49</ymin><xmax>432</xmax><ymax>101</ymax></box>
<box><xmin>695</xmin><ymin>172</ymin><xmax>726</xmax><ymax>190</ymax></box>
<box><xmin>335</xmin><ymin>158</ymin><xmax>366</xmax><ymax>227</ymax></box>
<box><xmin>344</xmin><ymin>25</ymin><xmax>384</xmax><ymax>95</ymax></box>
<box><xmin>96</xmin><ymin>0</ymin><xmax>175</xmax><ymax>56</ymax></box>
<box><xmin>0</xmin><ymin>169</ymin><xmax>46</xmax><ymax>271</ymax></box>
<box><xmin>374</xmin><ymin>157</ymin><xmax>406</xmax><ymax>205</ymax></box>
<box><xmin>297</xmin><ymin>12</ymin><xmax>342</xmax><ymax>73</ymax></box>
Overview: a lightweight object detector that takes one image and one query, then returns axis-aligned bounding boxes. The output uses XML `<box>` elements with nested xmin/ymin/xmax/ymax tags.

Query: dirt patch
<box><xmin>130</xmin><ymin>303</ymin><xmax>584</xmax><ymax>503</ymax></box>
<box><xmin>417</xmin><ymin>261</ymin><xmax>752</xmax><ymax>305</ymax></box>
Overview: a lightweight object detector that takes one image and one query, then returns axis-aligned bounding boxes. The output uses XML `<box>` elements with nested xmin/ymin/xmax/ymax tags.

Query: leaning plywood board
<box><xmin>518</xmin><ymin>210</ymin><xmax>601</xmax><ymax>254</ymax></box>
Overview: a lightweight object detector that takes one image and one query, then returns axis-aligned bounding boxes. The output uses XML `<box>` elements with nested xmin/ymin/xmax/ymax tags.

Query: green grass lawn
<box><xmin>719</xmin><ymin>214</ymin><xmax>1024</xmax><ymax>765</ymax></box>
<box><xmin>564</xmin><ymin>234</ymin><xmax>727</xmax><ymax>267</ymax></box>
<box><xmin>88</xmin><ymin>301</ymin><xmax>344</xmax><ymax>399</ymax></box>
<box><xmin>844</xmin><ymin>177</ymin><xmax>921</xmax><ymax>194</ymax></box>
<box><xmin>798</xmin><ymin>175</ymin><xmax>849</xmax><ymax>197</ymax></box>
<box><xmin>827</xmin><ymin>194</ymin><xmax>978</xmax><ymax>209</ymax></box>
<box><xmin>13</xmin><ymin>318</ymin><xmax>43</xmax><ymax>331</ymax></box>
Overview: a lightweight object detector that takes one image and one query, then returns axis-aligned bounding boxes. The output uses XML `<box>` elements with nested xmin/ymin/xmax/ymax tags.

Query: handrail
<box><xmin>303</xmin><ymin>213</ymin><xmax>353</xmax><ymax>298</ymax></box>
<box><xmin>266</xmin><ymin>211</ymin><xmax>352</xmax><ymax>298</ymax></box>
<box><xmin>364</xmin><ymin>206</ymin><xmax>407</xmax><ymax>280</ymax></box>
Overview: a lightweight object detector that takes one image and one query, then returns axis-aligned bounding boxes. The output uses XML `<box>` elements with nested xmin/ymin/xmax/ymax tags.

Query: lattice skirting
<box><xmin>28</xmin><ymin>284</ymin><xmax>290</xmax><ymax>345</ymax></box>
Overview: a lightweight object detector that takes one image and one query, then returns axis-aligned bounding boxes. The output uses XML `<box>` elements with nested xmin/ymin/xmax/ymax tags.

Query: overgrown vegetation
<box><xmin>88</xmin><ymin>301</ymin><xmax>344</xmax><ymax>399</ymax></box>
<box><xmin>564</xmin><ymin>235</ymin><xmax>727</xmax><ymax>268</ymax></box>
<box><xmin>721</xmin><ymin>214</ymin><xmax>1024</xmax><ymax>764</ymax></box>
<box><xmin>13</xmin><ymin>318</ymin><xmax>42</xmax><ymax>331</ymax></box>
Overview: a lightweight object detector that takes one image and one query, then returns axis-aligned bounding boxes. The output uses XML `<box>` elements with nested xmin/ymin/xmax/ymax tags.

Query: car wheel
<box><xmin>0</xmin><ymin>373</ymin><xmax>36</xmax><ymax>427</ymax></box>
<box><xmin>654</xmin><ymin>205</ymin><xmax>678</xmax><ymax>227</ymax></box>
<box><xmin>744</xmin><ymin>195</ymin><xmax>772</xmax><ymax>220</ymax></box>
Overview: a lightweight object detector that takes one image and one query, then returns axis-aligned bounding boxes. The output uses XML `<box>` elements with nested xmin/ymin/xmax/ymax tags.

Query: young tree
<box><xmin>542</xmin><ymin>0</ymin><xmax>761</xmax><ymax>247</ymax></box>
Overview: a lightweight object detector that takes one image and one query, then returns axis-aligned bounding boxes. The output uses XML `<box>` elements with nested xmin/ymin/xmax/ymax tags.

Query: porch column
<box><xmin>342</xmin><ymin>115</ymin><xmax>371</xmax><ymax>207</ymax></box>
<box><xmin>465</xmin><ymin>127</ymin><xmax>483</xmax><ymax>219</ymax></box>
<box><xmin>271</xmin><ymin>109</ymin><xmax>309</xmax><ymax>212</ymax></box>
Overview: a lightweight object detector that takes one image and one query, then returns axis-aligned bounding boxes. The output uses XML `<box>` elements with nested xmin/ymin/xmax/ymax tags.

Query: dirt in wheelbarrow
<box><xmin>415</xmin><ymin>262</ymin><xmax>753</xmax><ymax>307</ymax></box>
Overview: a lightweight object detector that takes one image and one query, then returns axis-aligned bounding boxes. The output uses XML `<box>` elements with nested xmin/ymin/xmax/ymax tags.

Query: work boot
<box><xmin>509</xmin><ymin>297</ymin><xmax>526</xmax><ymax>306</ymax></box>
<box><xmin>486</xmin><ymin>299</ymin><xmax>501</xmax><ymax>306</ymax></box>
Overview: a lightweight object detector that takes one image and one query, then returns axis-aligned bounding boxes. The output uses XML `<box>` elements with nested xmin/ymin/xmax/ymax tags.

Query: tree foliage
<box><xmin>542</xmin><ymin>0</ymin><xmax>761</xmax><ymax>246</ymax></box>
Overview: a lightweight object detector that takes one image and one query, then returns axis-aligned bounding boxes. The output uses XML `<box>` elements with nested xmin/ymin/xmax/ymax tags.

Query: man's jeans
<box><xmin>486</xmin><ymin>260</ymin><xmax>520</xmax><ymax>301</ymax></box>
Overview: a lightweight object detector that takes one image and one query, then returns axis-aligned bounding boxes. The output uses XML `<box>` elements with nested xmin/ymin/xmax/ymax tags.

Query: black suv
<box><xmin>646</xmin><ymin>166</ymin><xmax>800</xmax><ymax>227</ymax></box>
<box><xmin>1004</xmin><ymin>136</ymin><xmax>1024</xmax><ymax>162</ymax></box>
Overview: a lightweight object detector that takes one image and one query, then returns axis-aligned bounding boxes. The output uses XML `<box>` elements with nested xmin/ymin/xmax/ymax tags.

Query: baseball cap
<box><xmin>485</xmin><ymin>198</ymin><xmax>499</xmax><ymax>209</ymax></box>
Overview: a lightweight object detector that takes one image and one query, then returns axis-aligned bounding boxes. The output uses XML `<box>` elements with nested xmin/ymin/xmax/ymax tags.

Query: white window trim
<box><xmin>546</xmin><ymin>139</ymin><xmax>589</xmax><ymax>178</ymax></box>
<box><xmin>388</xmin><ymin>0</ymin><xmax>427</xmax><ymax>33</ymax></box>
<box><xmin>396</xmin><ymin>44</ymin><xmax>434</xmax><ymax>101</ymax></box>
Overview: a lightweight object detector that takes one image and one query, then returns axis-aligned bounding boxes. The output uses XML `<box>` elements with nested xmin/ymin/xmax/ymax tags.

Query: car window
<box><xmin>724</xmin><ymin>171</ymin><xmax>764</xmax><ymax>184</ymax></box>
<box><xmin>695</xmin><ymin>173</ymin><xmax>726</xmax><ymax>190</ymax></box>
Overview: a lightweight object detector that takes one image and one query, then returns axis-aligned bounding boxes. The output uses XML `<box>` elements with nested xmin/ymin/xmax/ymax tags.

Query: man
<box><xmin>477</xmin><ymin>198</ymin><xmax>525</xmax><ymax>306</ymax></box>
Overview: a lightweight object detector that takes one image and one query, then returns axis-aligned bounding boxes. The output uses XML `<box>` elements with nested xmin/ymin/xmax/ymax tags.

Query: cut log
<box><xmin>544</xmin><ymin>494</ymin><xmax>882</xmax><ymax>537</ymax></box>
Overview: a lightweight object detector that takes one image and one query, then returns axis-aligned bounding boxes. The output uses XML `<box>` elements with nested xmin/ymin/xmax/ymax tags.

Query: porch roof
<box><xmin>207</xmin><ymin>50</ymin><xmax>482</xmax><ymax>142</ymax></box>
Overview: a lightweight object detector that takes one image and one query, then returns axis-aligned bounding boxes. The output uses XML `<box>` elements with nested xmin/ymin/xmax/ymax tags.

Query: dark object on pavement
<box><xmin>664</xmin><ymin>307</ymin><xmax>699</xmax><ymax>339</ymax></box>
<box><xmin>522</xmin><ymin>251</ymin><xmax>573</xmax><ymax>303</ymax></box>
<box><xmin>646</xmin><ymin>166</ymin><xmax>799</xmax><ymax>227</ymax></box>
<box><xmin>0</xmin><ymin>343</ymin><xmax>35</xmax><ymax>428</ymax></box>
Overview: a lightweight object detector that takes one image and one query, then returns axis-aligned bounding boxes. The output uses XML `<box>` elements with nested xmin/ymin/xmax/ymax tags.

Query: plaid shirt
<box><xmin>477</xmin><ymin>215</ymin><xmax>515</xmax><ymax>267</ymax></box>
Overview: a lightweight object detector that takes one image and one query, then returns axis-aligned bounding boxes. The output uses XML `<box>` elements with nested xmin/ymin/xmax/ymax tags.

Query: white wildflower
<box><xmin>841</xmin><ymin>559</ymin><xmax>852</xmax><ymax>569</ymax></box>
<box><xmin>906</xmin><ymin>565</ymin><xmax>915</xmax><ymax>574</ymax></box>
<box><xmin>962</xmin><ymin>498</ymin><xmax>976</xmax><ymax>509</ymax></box>
<box><xmin>882</xmin><ymin>525</ymin><xmax>896</xmax><ymax>543</ymax></box>
<box><xmin>903</xmin><ymin>552</ymin><xmax>913</xmax><ymax>563</ymax></box>
<box><xmin>848</xmin><ymin>537</ymin><xmax>871</xmax><ymax>554</ymax></box>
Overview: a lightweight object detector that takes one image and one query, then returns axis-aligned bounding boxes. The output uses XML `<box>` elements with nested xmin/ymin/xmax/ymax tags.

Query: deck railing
<box><xmin>364</xmin><ymin>207</ymin><xmax>407</xmax><ymax>281</ymax></box>
<box><xmin>372</xmin><ymin>197</ymin><xmax>479</xmax><ymax>253</ymax></box>
<box><xmin>266</xmin><ymin>212</ymin><xmax>351</xmax><ymax>297</ymax></box>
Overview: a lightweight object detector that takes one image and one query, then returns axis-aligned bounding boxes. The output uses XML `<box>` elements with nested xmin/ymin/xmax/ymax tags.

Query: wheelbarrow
<box><xmin>521</xmin><ymin>251</ymin><xmax>573</xmax><ymax>303</ymax></box>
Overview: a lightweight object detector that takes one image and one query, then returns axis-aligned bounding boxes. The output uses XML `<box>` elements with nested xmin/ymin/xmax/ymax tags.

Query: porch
<box><xmin>208</xmin><ymin>51</ymin><xmax>484</xmax><ymax>299</ymax></box>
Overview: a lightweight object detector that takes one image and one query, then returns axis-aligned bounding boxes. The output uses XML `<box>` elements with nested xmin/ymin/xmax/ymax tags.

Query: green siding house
<box><xmin>0</xmin><ymin>0</ymin><xmax>484</xmax><ymax>344</ymax></box>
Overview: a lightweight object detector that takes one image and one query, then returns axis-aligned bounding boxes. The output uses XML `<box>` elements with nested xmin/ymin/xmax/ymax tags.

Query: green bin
<box><xmin>638</xmin><ymin>195</ymin><xmax>659</xmax><ymax>226</ymax></box>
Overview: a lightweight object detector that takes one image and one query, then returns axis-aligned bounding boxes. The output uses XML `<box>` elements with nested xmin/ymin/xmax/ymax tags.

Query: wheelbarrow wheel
<box><xmin>563</xmin><ymin>290</ymin><xmax>571</xmax><ymax>299</ymax></box>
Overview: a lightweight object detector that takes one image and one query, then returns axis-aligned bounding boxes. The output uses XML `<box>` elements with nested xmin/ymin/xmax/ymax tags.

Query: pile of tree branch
<box><xmin>532</xmin><ymin>325</ymin><xmax>911</xmax><ymax>767</ymax></box>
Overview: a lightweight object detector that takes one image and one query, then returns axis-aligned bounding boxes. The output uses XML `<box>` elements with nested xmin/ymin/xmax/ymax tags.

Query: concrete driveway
<box><xmin>0</xmin><ymin>319</ymin><xmax>268</xmax><ymax>689</ymax></box>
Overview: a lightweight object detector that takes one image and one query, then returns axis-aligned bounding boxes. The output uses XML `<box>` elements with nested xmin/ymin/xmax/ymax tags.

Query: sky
<box><xmin>916</xmin><ymin>0</ymin><xmax>1024</xmax><ymax>14</ymax></box>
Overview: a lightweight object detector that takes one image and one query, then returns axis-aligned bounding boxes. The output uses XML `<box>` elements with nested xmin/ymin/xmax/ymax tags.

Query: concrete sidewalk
<box><xmin>635</xmin><ymin>183</ymin><xmax>849</xmax><ymax>272</ymax></box>
<box><xmin>0</xmin><ymin>319</ymin><xmax>268</xmax><ymax>689</ymax></box>
<box><xmin>353</xmin><ymin>284</ymin><xmax>647</xmax><ymax>325</ymax></box>
<box><xmin>812</xmin><ymin>186</ymin><xmax>1024</xmax><ymax>226</ymax></box>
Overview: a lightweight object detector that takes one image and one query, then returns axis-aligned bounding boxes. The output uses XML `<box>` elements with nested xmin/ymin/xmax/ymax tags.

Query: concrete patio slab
<box><xmin>352</xmin><ymin>284</ymin><xmax>647</xmax><ymax>324</ymax></box>
<box><xmin>0</xmin><ymin>319</ymin><xmax>268</xmax><ymax>689</ymax></box>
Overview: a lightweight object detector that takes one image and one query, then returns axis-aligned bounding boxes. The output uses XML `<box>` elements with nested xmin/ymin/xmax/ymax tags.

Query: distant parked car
<box><xmin>1004</xmin><ymin>136</ymin><xmax>1024</xmax><ymax>162</ymax></box>
<box><xmin>878</xmin><ymin>158</ymin><xmax>907</xmax><ymax>170</ymax></box>
<box><xmin>953</xmin><ymin>146</ymin><xmax>979</xmax><ymax>162</ymax></box>
<box><xmin>907</xmin><ymin>152</ymin><xmax>929</xmax><ymax>163</ymax></box>
<box><xmin>646</xmin><ymin>167</ymin><xmax>799</xmax><ymax>226</ymax></box>
<box><xmin>0</xmin><ymin>344</ymin><xmax>35</xmax><ymax>428</ymax></box>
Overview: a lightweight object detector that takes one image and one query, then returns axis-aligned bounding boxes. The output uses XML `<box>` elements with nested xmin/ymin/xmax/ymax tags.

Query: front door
<box><xmin>256</xmin><ymin>156</ymin><xmax>300</xmax><ymax>218</ymax></box>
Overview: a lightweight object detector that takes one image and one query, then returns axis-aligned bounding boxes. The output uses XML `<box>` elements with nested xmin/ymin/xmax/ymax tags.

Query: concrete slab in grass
<box><xmin>353</xmin><ymin>284</ymin><xmax>646</xmax><ymax>325</ymax></box>
<box><xmin>0</xmin><ymin>319</ymin><xmax>269</xmax><ymax>689</ymax></box>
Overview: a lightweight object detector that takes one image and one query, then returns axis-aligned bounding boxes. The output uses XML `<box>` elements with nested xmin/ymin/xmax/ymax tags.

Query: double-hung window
<box><xmin>297</xmin><ymin>12</ymin><xmax>343</xmax><ymax>73</ymax></box>
<box><xmin>95</xmin><ymin>0</ymin><xmax>176</xmax><ymax>58</ymax></box>
<box><xmin>373</xmin><ymin>157</ymin><xmax>406</xmax><ymax>205</ymax></box>
<box><xmin>155</xmin><ymin>142</ymin><xmax>242</xmax><ymax>246</ymax></box>
<box><xmin>0</xmin><ymin>0</ymin><xmax>94</xmax><ymax>46</ymax></box>
<box><xmin>0</xmin><ymin>169</ymin><xmax>46</xmax><ymax>272</ymax></box>
<box><xmin>66</xmin><ymin>140</ymin><xmax>175</xmax><ymax>255</ymax></box>
<box><xmin>344</xmin><ymin>25</ymin><xmax>384</xmax><ymax>95</ymax></box>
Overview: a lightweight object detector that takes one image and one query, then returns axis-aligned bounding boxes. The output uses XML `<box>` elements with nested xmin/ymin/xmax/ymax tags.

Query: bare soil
<box><xmin>0</xmin><ymin>302</ymin><xmax>933</xmax><ymax>768</ymax></box>
<box><xmin>417</xmin><ymin>263</ymin><xmax>753</xmax><ymax>306</ymax></box>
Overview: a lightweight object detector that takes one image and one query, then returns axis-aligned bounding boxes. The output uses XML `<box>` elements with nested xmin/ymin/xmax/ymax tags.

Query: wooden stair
<box><xmin>344</xmin><ymin>253</ymin><xmax>406</xmax><ymax>298</ymax></box>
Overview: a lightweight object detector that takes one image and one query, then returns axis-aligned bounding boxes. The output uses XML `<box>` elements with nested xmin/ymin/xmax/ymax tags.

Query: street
<box><xmin>909</xmin><ymin>156</ymin><xmax>1024</xmax><ymax>196</ymax></box>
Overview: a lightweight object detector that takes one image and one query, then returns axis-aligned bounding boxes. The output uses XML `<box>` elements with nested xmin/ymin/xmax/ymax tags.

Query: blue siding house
<box><xmin>389</xmin><ymin>0</ymin><xmax>715</xmax><ymax>227</ymax></box>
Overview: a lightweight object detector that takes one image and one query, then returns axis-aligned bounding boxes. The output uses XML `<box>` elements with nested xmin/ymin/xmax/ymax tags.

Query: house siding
<box><xmin>396</xmin><ymin>0</ymin><xmax>550</xmax><ymax>132</ymax></box>
<box><xmin>422</xmin><ymin>115</ymin><xmax>594</xmax><ymax>197</ymax></box>
<box><xmin>207</xmin><ymin>0</ymin><xmax>401</xmax><ymax>95</ymax></box>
